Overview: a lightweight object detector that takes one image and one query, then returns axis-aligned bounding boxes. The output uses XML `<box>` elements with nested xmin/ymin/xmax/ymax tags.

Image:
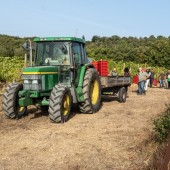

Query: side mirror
<box><xmin>22</xmin><ymin>42</ymin><xmax>29</xmax><ymax>52</ymax></box>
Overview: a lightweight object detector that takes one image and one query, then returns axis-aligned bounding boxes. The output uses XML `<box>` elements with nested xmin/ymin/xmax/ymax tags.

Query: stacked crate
<box><xmin>91</xmin><ymin>60</ymin><xmax>108</xmax><ymax>76</ymax></box>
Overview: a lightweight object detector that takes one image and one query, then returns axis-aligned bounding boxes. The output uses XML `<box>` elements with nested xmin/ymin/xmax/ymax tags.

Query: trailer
<box><xmin>101</xmin><ymin>76</ymin><xmax>131</xmax><ymax>102</ymax></box>
<box><xmin>91</xmin><ymin>60</ymin><xmax>131</xmax><ymax>102</ymax></box>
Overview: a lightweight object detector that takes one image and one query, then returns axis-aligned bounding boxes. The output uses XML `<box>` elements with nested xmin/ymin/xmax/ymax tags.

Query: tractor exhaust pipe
<box><xmin>28</xmin><ymin>39</ymin><xmax>32</xmax><ymax>66</ymax></box>
<box><xmin>22</xmin><ymin>40</ymin><xmax>33</xmax><ymax>66</ymax></box>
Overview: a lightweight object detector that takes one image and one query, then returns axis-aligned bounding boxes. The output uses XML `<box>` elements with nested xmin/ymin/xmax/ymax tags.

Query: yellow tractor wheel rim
<box><xmin>63</xmin><ymin>94</ymin><xmax>70</xmax><ymax>116</ymax></box>
<box><xmin>18</xmin><ymin>106</ymin><xmax>25</xmax><ymax>113</ymax></box>
<box><xmin>90</xmin><ymin>79</ymin><xmax>99</xmax><ymax>105</ymax></box>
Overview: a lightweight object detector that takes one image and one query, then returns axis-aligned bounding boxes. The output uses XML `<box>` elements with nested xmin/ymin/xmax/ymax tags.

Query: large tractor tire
<box><xmin>118</xmin><ymin>87</ymin><xmax>127</xmax><ymax>103</ymax></box>
<box><xmin>79</xmin><ymin>68</ymin><xmax>101</xmax><ymax>113</ymax></box>
<box><xmin>48</xmin><ymin>84</ymin><xmax>72</xmax><ymax>123</ymax></box>
<box><xmin>2</xmin><ymin>82</ymin><xmax>27</xmax><ymax>119</ymax></box>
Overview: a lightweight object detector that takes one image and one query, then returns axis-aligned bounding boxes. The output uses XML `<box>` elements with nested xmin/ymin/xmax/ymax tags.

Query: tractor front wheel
<box><xmin>48</xmin><ymin>85</ymin><xmax>72</xmax><ymax>123</ymax></box>
<box><xmin>79</xmin><ymin>68</ymin><xmax>101</xmax><ymax>113</ymax></box>
<box><xmin>2</xmin><ymin>82</ymin><xmax>27</xmax><ymax>119</ymax></box>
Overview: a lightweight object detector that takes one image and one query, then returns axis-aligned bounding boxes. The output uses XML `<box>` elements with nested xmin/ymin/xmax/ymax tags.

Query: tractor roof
<box><xmin>33</xmin><ymin>37</ymin><xmax>85</xmax><ymax>43</ymax></box>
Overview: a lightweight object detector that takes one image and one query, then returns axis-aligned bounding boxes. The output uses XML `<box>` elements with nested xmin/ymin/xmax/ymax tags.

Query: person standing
<box><xmin>150</xmin><ymin>69</ymin><xmax>155</xmax><ymax>87</ymax></box>
<box><xmin>144</xmin><ymin>68</ymin><xmax>151</xmax><ymax>91</ymax></box>
<box><xmin>166</xmin><ymin>70</ymin><xmax>170</xmax><ymax>88</ymax></box>
<box><xmin>124</xmin><ymin>67</ymin><xmax>131</xmax><ymax>97</ymax></box>
<box><xmin>138</xmin><ymin>68</ymin><xmax>149</xmax><ymax>95</ymax></box>
<box><xmin>159</xmin><ymin>71</ymin><xmax>165</xmax><ymax>88</ymax></box>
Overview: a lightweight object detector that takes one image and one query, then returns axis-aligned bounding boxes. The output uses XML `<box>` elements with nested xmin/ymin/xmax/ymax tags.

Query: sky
<box><xmin>0</xmin><ymin>0</ymin><xmax>170</xmax><ymax>40</ymax></box>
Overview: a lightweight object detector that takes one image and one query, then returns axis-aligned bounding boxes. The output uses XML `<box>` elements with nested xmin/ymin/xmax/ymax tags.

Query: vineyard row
<box><xmin>0</xmin><ymin>57</ymin><xmax>166</xmax><ymax>82</ymax></box>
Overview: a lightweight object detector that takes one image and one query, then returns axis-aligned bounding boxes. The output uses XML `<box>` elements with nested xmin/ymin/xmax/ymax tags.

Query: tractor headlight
<box><xmin>24</xmin><ymin>80</ymin><xmax>30</xmax><ymax>84</ymax></box>
<box><xmin>32</xmin><ymin>80</ymin><xmax>38</xmax><ymax>84</ymax></box>
<box><xmin>22</xmin><ymin>75</ymin><xmax>42</xmax><ymax>90</ymax></box>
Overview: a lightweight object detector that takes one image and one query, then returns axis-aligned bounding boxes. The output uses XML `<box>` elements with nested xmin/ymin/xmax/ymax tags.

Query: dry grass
<box><xmin>0</xmin><ymin>84</ymin><xmax>170</xmax><ymax>170</ymax></box>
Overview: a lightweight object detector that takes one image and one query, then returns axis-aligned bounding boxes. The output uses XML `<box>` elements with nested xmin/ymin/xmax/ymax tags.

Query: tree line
<box><xmin>0</xmin><ymin>34</ymin><xmax>170</xmax><ymax>68</ymax></box>
<box><xmin>86</xmin><ymin>35</ymin><xmax>170</xmax><ymax>68</ymax></box>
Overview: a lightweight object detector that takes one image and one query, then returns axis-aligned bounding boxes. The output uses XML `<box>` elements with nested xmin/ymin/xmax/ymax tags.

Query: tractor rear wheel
<box><xmin>48</xmin><ymin>85</ymin><xmax>71</xmax><ymax>123</ymax></box>
<box><xmin>79</xmin><ymin>68</ymin><xmax>101</xmax><ymax>113</ymax></box>
<box><xmin>2</xmin><ymin>82</ymin><xmax>27</xmax><ymax>119</ymax></box>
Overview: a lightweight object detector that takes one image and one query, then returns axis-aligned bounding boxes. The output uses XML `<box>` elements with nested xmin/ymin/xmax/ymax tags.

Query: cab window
<box><xmin>72</xmin><ymin>43</ymin><xmax>82</xmax><ymax>66</ymax></box>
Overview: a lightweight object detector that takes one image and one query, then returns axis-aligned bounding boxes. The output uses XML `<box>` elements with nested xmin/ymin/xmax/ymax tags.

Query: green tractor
<box><xmin>2</xmin><ymin>37</ymin><xmax>101</xmax><ymax>123</ymax></box>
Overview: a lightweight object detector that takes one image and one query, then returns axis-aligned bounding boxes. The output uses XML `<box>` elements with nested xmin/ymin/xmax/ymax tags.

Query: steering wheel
<box><xmin>45</xmin><ymin>58</ymin><xmax>51</xmax><ymax>64</ymax></box>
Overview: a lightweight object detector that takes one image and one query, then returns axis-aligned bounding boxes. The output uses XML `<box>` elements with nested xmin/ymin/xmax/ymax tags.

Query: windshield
<box><xmin>35</xmin><ymin>42</ymin><xmax>70</xmax><ymax>66</ymax></box>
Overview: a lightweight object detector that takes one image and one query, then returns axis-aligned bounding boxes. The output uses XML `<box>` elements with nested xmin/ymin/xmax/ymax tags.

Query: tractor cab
<box><xmin>22</xmin><ymin>37</ymin><xmax>88</xmax><ymax>91</ymax></box>
<box><xmin>31</xmin><ymin>37</ymin><xmax>87</xmax><ymax>85</ymax></box>
<box><xmin>34</xmin><ymin>37</ymin><xmax>87</xmax><ymax>66</ymax></box>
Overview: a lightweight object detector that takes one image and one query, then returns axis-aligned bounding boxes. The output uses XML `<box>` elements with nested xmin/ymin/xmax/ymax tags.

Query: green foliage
<box><xmin>153</xmin><ymin>104</ymin><xmax>170</xmax><ymax>143</ymax></box>
<box><xmin>87</xmin><ymin>35</ymin><xmax>170</xmax><ymax>69</ymax></box>
<box><xmin>0</xmin><ymin>34</ymin><xmax>169</xmax><ymax>82</ymax></box>
<box><xmin>0</xmin><ymin>57</ymin><xmax>24</xmax><ymax>82</ymax></box>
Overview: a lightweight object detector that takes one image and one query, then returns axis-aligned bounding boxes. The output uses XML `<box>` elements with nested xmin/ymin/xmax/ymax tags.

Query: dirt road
<box><xmin>0</xmin><ymin>85</ymin><xmax>170</xmax><ymax>170</ymax></box>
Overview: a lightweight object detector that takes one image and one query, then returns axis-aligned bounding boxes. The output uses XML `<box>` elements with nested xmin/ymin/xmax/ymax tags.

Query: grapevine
<box><xmin>0</xmin><ymin>56</ymin><xmax>24</xmax><ymax>82</ymax></box>
<box><xmin>92</xmin><ymin>59</ymin><xmax>166</xmax><ymax>79</ymax></box>
<box><xmin>0</xmin><ymin>57</ymin><xmax>167</xmax><ymax>82</ymax></box>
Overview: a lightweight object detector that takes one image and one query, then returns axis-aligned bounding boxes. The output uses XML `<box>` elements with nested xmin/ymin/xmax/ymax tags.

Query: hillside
<box><xmin>0</xmin><ymin>34</ymin><xmax>170</xmax><ymax>69</ymax></box>
<box><xmin>0</xmin><ymin>34</ymin><xmax>32</xmax><ymax>57</ymax></box>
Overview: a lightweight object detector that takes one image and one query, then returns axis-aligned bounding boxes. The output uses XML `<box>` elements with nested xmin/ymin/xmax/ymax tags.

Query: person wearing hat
<box><xmin>109</xmin><ymin>68</ymin><xmax>119</xmax><ymax>76</ymax></box>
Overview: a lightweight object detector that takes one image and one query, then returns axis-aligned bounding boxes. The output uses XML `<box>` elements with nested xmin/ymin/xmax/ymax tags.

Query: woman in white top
<box><xmin>144</xmin><ymin>69</ymin><xmax>151</xmax><ymax>91</ymax></box>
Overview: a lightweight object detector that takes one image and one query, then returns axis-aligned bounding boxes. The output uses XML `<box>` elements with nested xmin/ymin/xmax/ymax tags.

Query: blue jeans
<box><xmin>160</xmin><ymin>80</ymin><xmax>164</xmax><ymax>87</ymax></box>
<box><xmin>138</xmin><ymin>81</ymin><xmax>145</xmax><ymax>94</ymax></box>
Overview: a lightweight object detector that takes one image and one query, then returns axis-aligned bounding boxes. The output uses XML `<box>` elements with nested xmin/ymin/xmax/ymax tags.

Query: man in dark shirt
<box><xmin>150</xmin><ymin>69</ymin><xmax>154</xmax><ymax>87</ymax></box>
